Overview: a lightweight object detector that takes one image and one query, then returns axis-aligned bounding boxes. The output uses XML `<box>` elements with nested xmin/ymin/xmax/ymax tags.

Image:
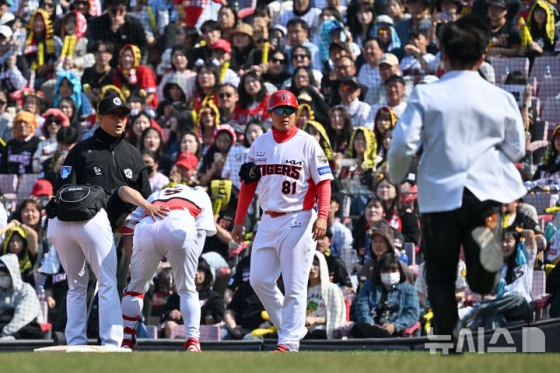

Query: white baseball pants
<box><xmin>250</xmin><ymin>209</ymin><xmax>316</xmax><ymax>352</ymax></box>
<box><xmin>47</xmin><ymin>209</ymin><xmax>123</xmax><ymax>347</ymax></box>
<box><xmin>121</xmin><ymin>211</ymin><xmax>201</xmax><ymax>340</ymax></box>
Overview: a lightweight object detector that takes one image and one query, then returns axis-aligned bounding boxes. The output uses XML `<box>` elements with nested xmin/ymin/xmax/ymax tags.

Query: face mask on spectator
<box><xmin>381</xmin><ymin>272</ymin><xmax>400</xmax><ymax>287</ymax></box>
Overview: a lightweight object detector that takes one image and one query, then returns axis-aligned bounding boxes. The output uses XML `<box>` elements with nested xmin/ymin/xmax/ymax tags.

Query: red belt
<box><xmin>264</xmin><ymin>209</ymin><xmax>309</xmax><ymax>218</ymax></box>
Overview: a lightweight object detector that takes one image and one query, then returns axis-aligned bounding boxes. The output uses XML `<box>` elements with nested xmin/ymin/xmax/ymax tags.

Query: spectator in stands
<box><xmin>32</xmin><ymin>108</ymin><xmax>70</xmax><ymax>173</ymax></box>
<box><xmin>325</xmin><ymin>106</ymin><xmax>353</xmax><ymax>158</ymax></box>
<box><xmin>501</xmin><ymin>199</ymin><xmax>543</xmax><ymax>235</ymax></box>
<box><xmin>156</xmin><ymin>46</ymin><xmax>196</xmax><ymax>107</ymax></box>
<box><xmin>400</xmin><ymin>30</ymin><xmax>435</xmax><ymax>77</ymax></box>
<box><xmin>14</xmin><ymin>198</ymin><xmax>48</xmax><ymax>266</ymax></box>
<box><xmin>358</xmin><ymin>37</ymin><xmax>384</xmax><ymax>98</ymax></box>
<box><xmin>39</xmin><ymin>126</ymin><xmax>78</xmax><ymax>185</ymax></box>
<box><xmin>285</xmin><ymin>19</ymin><xmax>321</xmax><ymax>73</ymax></box>
<box><xmin>197</xmin><ymin>124</ymin><xmax>235</xmax><ymax>187</ymax></box>
<box><xmin>525</xmin><ymin>0</ymin><xmax>556</xmax><ymax>58</ymax></box>
<box><xmin>160</xmin><ymin>257</ymin><xmax>225</xmax><ymax>338</ymax></box>
<box><xmin>350</xmin><ymin>3</ymin><xmax>376</xmax><ymax>48</ymax></box>
<box><xmin>305</xmin><ymin>251</ymin><xmax>347</xmax><ymax>339</ymax></box>
<box><xmin>209</xmin><ymin>39</ymin><xmax>239</xmax><ymax>88</ymax></box>
<box><xmin>57</xmin><ymin>98</ymin><xmax>79</xmax><ymax>131</ymax></box>
<box><xmin>127</xmin><ymin>111</ymin><xmax>154</xmax><ymax>149</ymax></box>
<box><xmin>0</xmin><ymin>90</ymin><xmax>12</xmax><ymax>141</ymax></box>
<box><xmin>486</xmin><ymin>0</ymin><xmax>522</xmax><ymax>57</ymax></box>
<box><xmin>196</xmin><ymin>102</ymin><xmax>220</xmax><ymax>153</ymax></box>
<box><xmin>1</xmin><ymin>111</ymin><xmax>40</xmax><ymax>174</ymax></box>
<box><xmin>531</xmin><ymin>124</ymin><xmax>560</xmax><ymax>186</ymax></box>
<box><xmin>87</xmin><ymin>0</ymin><xmax>148</xmax><ymax>67</ymax></box>
<box><xmin>156</xmin><ymin>72</ymin><xmax>191</xmax><ymax>123</ymax></box>
<box><xmin>416</xmin><ymin>259</ymin><xmax>467</xmax><ymax>309</ymax></box>
<box><xmin>373</xmin><ymin>106</ymin><xmax>397</xmax><ymax>164</ymax></box>
<box><xmin>328</xmin><ymin>194</ymin><xmax>354</xmax><ymax>259</ymax></box>
<box><xmin>375</xmin><ymin>172</ymin><xmax>420</xmax><ymax>245</ymax></box>
<box><xmin>217</xmin><ymin>83</ymin><xmax>238</xmax><ymax>126</ymax></box>
<box><xmin>23</xmin><ymin>9</ymin><xmax>62</xmax><ymax>89</ymax></box>
<box><xmin>140</xmin><ymin>127</ymin><xmax>172</xmax><ymax>177</ymax></box>
<box><xmin>217</xmin><ymin>5</ymin><xmax>238</xmax><ymax>39</ymax></box>
<box><xmin>81</xmin><ymin>40</ymin><xmax>116</xmax><ymax>107</ymax></box>
<box><xmin>142</xmin><ymin>149</ymin><xmax>169</xmax><ymax>193</ymax></box>
<box><xmin>231</xmin><ymin>71</ymin><xmax>270</xmax><ymax>134</ymax></box>
<box><xmin>0</xmin><ymin>215</ymin><xmax>39</xmax><ymax>277</ymax></box>
<box><xmin>191</xmin><ymin>63</ymin><xmax>220</xmax><ymax>117</ymax></box>
<box><xmin>222</xmin><ymin>280</ymin><xmax>267</xmax><ymax>340</ymax></box>
<box><xmin>0</xmin><ymin>0</ymin><xmax>14</xmax><ymax>26</ymax></box>
<box><xmin>222</xmin><ymin>119</ymin><xmax>264</xmax><ymax>191</ymax></box>
<box><xmin>229</xmin><ymin>23</ymin><xmax>257</xmax><ymax>73</ymax></box>
<box><xmin>170</xmin><ymin>152</ymin><xmax>200</xmax><ymax>187</ymax></box>
<box><xmin>53</xmin><ymin>70</ymin><xmax>92</xmax><ymax>123</ymax></box>
<box><xmin>288</xmin><ymin>66</ymin><xmax>319</xmax><ymax>98</ymax></box>
<box><xmin>350</xmin><ymin>252</ymin><xmax>420</xmax><ymax>337</ymax></box>
<box><xmin>164</xmin><ymin>110</ymin><xmax>196</xmax><ymax>161</ymax></box>
<box><xmin>328</xmin><ymin>55</ymin><xmax>367</xmax><ymax>107</ymax></box>
<box><xmin>460</xmin><ymin>228</ymin><xmax>535</xmax><ymax>329</ymax></box>
<box><xmin>204</xmin><ymin>179</ymin><xmax>252</xmax><ymax>262</ymax></box>
<box><xmin>57</xmin><ymin>10</ymin><xmax>90</xmax><ymax>73</ymax></box>
<box><xmin>190</xmin><ymin>20</ymin><xmax>221</xmax><ymax>68</ymax></box>
<box><xmin>113</xmin><ymin>44</ymin><xmax>158</xmax><ymax>110</ymax></box>
<box><xmin>365</xmin><ymin>53</ymin><xmax>412</xmax><ymax>106</ymax></box>
<box><xmin>372</xmin><ymin>75</ymin><xmax>408</xmax><ymax>117</ymax></box>
<box><xmin>371</xmin><ymin>16</ymin><xmax>402</xmax><ymax>54</ymax></box>
<box><xmin>394</xmin><ymin>0</ymin><xmax>432</xmax><ymax>59</ymax></box>
<box><xmin>278</xmin><ymin>0</ymin><xmax>321</xmax><ymax>39</ymax></box>
<box><xmin>0</xmin><ymin>26</ymin><xmax>29</xmax><ymax>96</ymax></box>
<box><xmin>302</xmin><ymin>120</ymin><xmax>334</xmax><ymax>167</ymax></box>
<box><xmin>316</xmin><ymin>230</ymin><xmax>352</xmax><ymax>288</ymax></box>
<box><xmin>0</xmin><ymin>254</ymin><xmax>44</xmax><ymax>340</ymax></box>
<box><xmin>261</xmin><ymin>50</ymin><xmax>291</xmax><ymax>90</ymax></box>
<box><xmin>338</xmin><ymin>76</ymin><xmax>374</xmax><ymax>130</ymax></box>
<box><xmin>388</xmin><ymin>0</ymin><xmax>408</xmax><ymax>23</ymax></box>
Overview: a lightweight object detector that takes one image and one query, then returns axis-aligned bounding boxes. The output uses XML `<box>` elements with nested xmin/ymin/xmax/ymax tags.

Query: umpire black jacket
<box><xmin>54</xmin><ymin>127</ymin><xmax>151</xmax><ymax>199</ymax></box>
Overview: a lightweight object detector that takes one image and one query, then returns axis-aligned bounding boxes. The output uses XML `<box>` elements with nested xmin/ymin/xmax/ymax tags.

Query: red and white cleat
<box><xmin>184</xmin><ymin>337</ymin><xmax>201</xmax><ymax>352</ymax></box>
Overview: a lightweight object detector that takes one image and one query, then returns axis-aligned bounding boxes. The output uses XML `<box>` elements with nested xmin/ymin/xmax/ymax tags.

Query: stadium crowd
<box><xmin>1</xmin><ymin>0</ymin><xmax>560</xmax><ymax>345</ymax></box>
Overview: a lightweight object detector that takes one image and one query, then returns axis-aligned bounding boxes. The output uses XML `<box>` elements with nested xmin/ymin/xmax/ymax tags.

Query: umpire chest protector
<box><xmin>55</xmin><ymin>184</ymin><xmax>108</xmax><ymax>222</ymax></box>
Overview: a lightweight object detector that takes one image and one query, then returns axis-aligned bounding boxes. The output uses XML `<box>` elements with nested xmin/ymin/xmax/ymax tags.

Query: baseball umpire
<box><xmin>231</xmin><ymin>90</ymin><xmax>333</xmax><ymax>352</ymax></box>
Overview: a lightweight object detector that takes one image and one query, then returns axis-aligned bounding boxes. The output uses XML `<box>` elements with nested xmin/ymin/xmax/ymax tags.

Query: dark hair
<box><xmin>243</xmin><ymin>118</ymin><xmax>267</xmax><ymax>147</ymax></box>
<box><xmin>219</xmin><ymin>82</ymin><xmax>238</xmax><ymax>93</ymax></box>
<box><xmin>408</xmin><ymin>29</ymin><xmax>428</xmax><ymax>40</ymax></box>
<box><xmin>141</xmin><ymin>148</ymin><xmax>160</xmax><ymax>163</ymax></box>
<box><xmin>16</xmin><ymin>198</ymin><xmax>44</xmax><ymax>236</ymax></box>
<box><xmin>140</xmin><ymin>126</ymin><xmax>164</xmax><ymax>158</ymax></box>
<box><xmin>291</xmin><ymin>44</ymin><xmax>311</xmax><ymax>60</ymax></box>
<box><xmin>179</xmin><ymin>131</ymin><xmax>202</xmax><ymax>160</ymax></box>
<box><xmin>218</xmin><ymin>5</ymin><xmax>239</xmax><ymax>29</ymax></box>
<box><xmin>89</xmin><ymin>40</ymin><xmax>115</xmax><ymax>55</ymax></box>
<box><xmin>194</xmin><ymin>63</ymin><xmax>220</xmax><ymax>96</ymax></box>
<box><xmin>291</xmin><ymin>66</ymin><xmax>318</xmax><ymax>91</ymax></box>
<box><xmin>127</xmin><ymin>111</ymin><xmax>152</xmax><ymax>147</ymax></box>
<box><xmin>287</xmin><ymin>18</ymin><xmax>310</xmax><ymax>31</ymax></box>
<box><xmin>170</xmin><ymin>108</ymin><xmax>195</xmax><ymax>138</ymax></box>
<box><xmin>321</xmin><ymin>6</ymin><xmax>344</xmax><ymax>23</ymax></box>
<box><xmin>253</xmin><ymin>4</ymin><xmax>271</xmax><ymax>18</ymax></box>
<box><xmin>350</xmin><ymin>3</ymin><xmax>376</xmax><ymax>39</ymax></box>
<box><xmin>363</xmin><ymin>36</ymin><xmax>384</xmax><ymax>51</ymax></box>
<box><xmin>504</xmin><ymin>70</ymin><xmax>527</xmax><ymax>85</ymax></box>
<box><xmin>238</xmin><ymin>70</ymin><xmax>267</xmax><ymax>109</ymax></box>
<box><xmin>198</xmin><ymin>256</ymin><xmax>214</xmax><ymax>290</ymax></box>
<box><xmin>440</xmin><ymin>14</ymin><xmax>490</xmax><ymax>70</ymax></box>
<box><xmin>384</xmin><ymin>74</ymin><xmax>405</xmax><ymax>86</ymax></box>
<box><xmin>170</xmin><ymin>45</ymin><xmax>190</xmax><ymax>71</ymax></box>
<box><xmin>501</xmin><ymin>229</ymin><xmax>521</xmax><ymax>285</ymax></box>
<box><xmin>104</xmin><ymin>0</ymin><xmax>127</xmax><ymax>10</ymax></box>
<box><xmin>56</xmin><ymin>125</ymin><xmax>78</xmax><ymax>145</ymax></box>
<box><xmin>326</xmin><ymin>106</ymin><xmax>353</xmax><ymax>152</ymax></box>
<box><xmin>42</xmin><ymin>114</ymin><xmax>61</xmax><ymax>138</ymax></box>
<box><xmin>58</xmin><ymin>97</ymin><xmax>78</xmax><ymax>124</ymax></box>
<box><xmin>372</xmin><ymin>252</ymin><xmax>405</xmax><ymax>285</ymax></box>
<box><xmin>200</xmin><ymin>20</ymin><xmax>220</xmax><ymax>33</ymax></box>
<box><xmin>324</xmin><ymin>229</ymin><xmax>333</xmax><ymax>240</ymax></box>
<box><xmin>329</xmin><ymin>42</ymin><xmax>348</xmax><ymax>55</ymax></box>
<box><xmin>374</xmin><ymin>172</ymin><xmax>403</xmax><ymax>220</ymax></box>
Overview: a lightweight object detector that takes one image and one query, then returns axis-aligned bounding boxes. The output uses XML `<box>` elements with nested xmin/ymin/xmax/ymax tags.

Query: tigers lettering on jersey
<box><xmin>258</xmin><ymin>164</ymin><xmax>302</xmax><ymax>179</ymax></box>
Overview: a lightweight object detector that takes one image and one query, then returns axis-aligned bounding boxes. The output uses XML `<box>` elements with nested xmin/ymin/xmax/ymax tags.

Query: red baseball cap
<box><xmin>212</xmin><ymin>39</ymin><xmax>232</xmax><ymax>54</ymax></box>
<box><xmin>31</xmin><ymin>179</ymin><xmax>54</xmax><ymax>197</ymax></box>
<box><xmin>175</xmin><ymin>152</ymin><xmax>199</xmax><ymax>170</ymax></box>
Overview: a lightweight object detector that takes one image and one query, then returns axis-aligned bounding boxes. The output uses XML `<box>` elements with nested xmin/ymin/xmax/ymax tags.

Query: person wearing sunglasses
<box><xmin>231</xmin><ymin>90</ymin><xmax>333</xmax><ymax>352</ymax></box>
<box><xmin>217</xmin><ymin>83</ymin><xmax>238</xmax><ymax>125</ymax></box>
<box><xmin>87</xmin><ymin>0</ymin><xmax>148</xmax><ymax>68</ymax></box>
<box><xmin>32</xmin><ymin>108</ymin><xmax>70</xmax><ymax>173</ymax></box>
<box><xmin>262</xmin><ymin>50</ymin><xmax>291</xmax><ymax>90</ymax></box>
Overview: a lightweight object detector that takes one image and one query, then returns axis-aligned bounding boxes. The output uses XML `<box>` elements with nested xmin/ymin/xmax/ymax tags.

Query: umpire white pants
<box><xmin>47</xmin><ymin>209</ymin><xmax>123</xmax><ymax>347</ymax></box>
<box><xmin>250</xmin><ymin>209</ymin><xmax>316</xmax><ymax>352</ymax></box>
<box><xmin>125</xmin><ymin>211</ymin><xmax>201</xmax><ymax>339</ymax></box>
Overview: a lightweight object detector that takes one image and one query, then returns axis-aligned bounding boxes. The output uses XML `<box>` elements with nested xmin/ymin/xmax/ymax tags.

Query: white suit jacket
<box><xmin>388</xmin><ymin>70</ymin><xmax>526</xmax><ymax>214</ymax></box>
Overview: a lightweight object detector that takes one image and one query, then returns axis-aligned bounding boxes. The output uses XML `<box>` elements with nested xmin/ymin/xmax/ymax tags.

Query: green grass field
<box><xmin>3</xmin><ymin>351</ymin><xmax>560</xmax><ymax>373</ymax></box>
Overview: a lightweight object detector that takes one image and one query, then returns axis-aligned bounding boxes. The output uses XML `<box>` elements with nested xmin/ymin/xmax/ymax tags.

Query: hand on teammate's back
<box><xmin>144</xmin><ymin>205</ymin><xmax>170</xmax><ymax>221</ymax></box>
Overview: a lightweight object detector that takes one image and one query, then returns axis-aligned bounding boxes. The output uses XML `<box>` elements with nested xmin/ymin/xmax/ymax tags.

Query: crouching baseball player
<box><xmin>120</xmin><ymin>184</ymin><xmax>216</xmax><ymax>351</ymax></box>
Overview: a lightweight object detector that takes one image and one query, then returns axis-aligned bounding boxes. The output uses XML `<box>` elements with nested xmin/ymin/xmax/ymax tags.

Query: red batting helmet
<box><xmin>267</xmin><ymin>90</ymin><xmax>298</xmax><ymax>111</ymax></box>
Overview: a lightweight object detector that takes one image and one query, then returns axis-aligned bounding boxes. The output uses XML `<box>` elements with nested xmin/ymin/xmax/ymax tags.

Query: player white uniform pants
<box><xmin>47</xmin><ymin>209</ymin><xmax>123</xmax><ymax>347</ymax></box>
<box><xmin>121</xmin><ymin>211</ymin><xmax>201</xmax><ymax>340</ymax></box>
<box><xmin>250</xmin><ymin>209</ymin><xmax>316</xmax><ymax>352</ymax></box>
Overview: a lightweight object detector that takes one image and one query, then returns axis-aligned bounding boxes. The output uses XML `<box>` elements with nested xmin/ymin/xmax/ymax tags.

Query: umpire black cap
<box><xmin>98</xmin><ymin>95</ymin><xmax>131</xmax><ymax>116</ymax></box>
